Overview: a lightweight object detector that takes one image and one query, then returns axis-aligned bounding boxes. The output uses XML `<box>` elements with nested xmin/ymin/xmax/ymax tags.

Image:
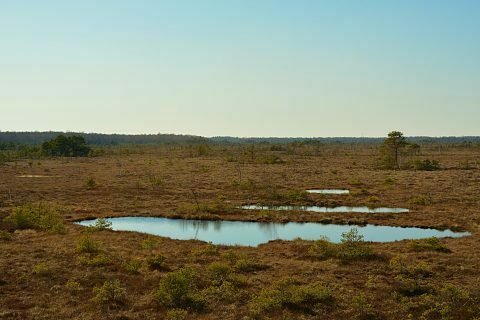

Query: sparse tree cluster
<box><xmin>41</xmin><ymin>135</ymin><xmax>91</xmax><ymax>157</ymax></box>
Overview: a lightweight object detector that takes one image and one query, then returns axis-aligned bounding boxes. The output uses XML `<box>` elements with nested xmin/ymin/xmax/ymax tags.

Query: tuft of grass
<box><xmin>33</xmin><ymin>262</ymin><xmax>51</xmax><ymax>276</ymax></box>
<box><xmin>0</xmin><ymin>230</ymin><xmax>12</xmax><ymax>240</ymax></box>
<box><xmin>409</xmin><ymin>195</ymin><xmax>432</xmax><ymax>206</ymax></box>
<box><xmin>65</xmin><ymin>279</ymin><xmax>82</xmax><ymax>294</ymax></box>
<box><xmin>85</xmin><ymin>177</ymin><xmax>97</xmax><ymax>189</ymax></box>
<box><xmin>166</xmin><ymin>309</ymin><xmax>188</xmax><ymax>320</ymax></box>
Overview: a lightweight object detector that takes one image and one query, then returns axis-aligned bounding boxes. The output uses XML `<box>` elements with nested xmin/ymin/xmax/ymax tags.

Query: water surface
<box><xmin>307</xmin><ymin>189</ymin><xmax>350</xmax><ymax>194</ymax></box>
<box><xmin>241</xmin><ymin>205</ymin><xmax>409</xmax><ymax>214</ymax></box>
<box><xmin>17</xmin><ymin>175</ymin><xmax>59</xmax><ymax>178</ymax></box>
<box><xmin>76</xmin><ymin>217</ymin><xmax>469</xmax><ymax>247</ymax></box>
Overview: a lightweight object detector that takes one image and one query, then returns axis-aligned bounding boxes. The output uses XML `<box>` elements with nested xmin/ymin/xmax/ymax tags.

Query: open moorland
<box><xmin>1</xmin><ymin>143</ymin><xmax>480</xmax><ymax>320</ymax></box>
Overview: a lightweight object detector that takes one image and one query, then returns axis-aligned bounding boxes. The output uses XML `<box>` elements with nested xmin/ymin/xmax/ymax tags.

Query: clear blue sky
<box><xmin>1</xmin><ymin>0</ymin><xmax>479</xmax><ymax>137</ymax></box>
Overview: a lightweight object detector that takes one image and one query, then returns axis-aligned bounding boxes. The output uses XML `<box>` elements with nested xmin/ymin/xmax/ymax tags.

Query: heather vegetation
<box><xmin>0</xmin><ymin>138</ymin><xmax>479</xmax><ymax>319</ymax></box>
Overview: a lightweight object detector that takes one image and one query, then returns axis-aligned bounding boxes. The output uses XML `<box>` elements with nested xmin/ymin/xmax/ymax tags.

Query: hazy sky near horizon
<box><xmin>1</xmin><ymin>1</ymin><xmax>479</xmax><ymax>137</ymax></box>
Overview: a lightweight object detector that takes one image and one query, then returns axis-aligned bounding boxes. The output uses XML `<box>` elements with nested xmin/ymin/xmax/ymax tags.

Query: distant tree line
<box><xmin>1</xmin><ymin>131</ymin><xmax>480</xmax><ymax>146</ymax></box>
<box><xmin>0</xmin><ymin>132</ymin><xmax>207</xmax><ymax>146</ymax></box>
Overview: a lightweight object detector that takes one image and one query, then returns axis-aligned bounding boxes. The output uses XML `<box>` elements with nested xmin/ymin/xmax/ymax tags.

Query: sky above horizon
<box><xmin>1</xmin><ymin>1</ymin><xmax>479</xmax><ymax>137</ymax></box>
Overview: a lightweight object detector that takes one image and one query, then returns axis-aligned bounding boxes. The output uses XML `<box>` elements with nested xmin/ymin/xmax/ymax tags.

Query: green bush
<box><xmin>86</xmin><ymin>218</ymin><xmax>112</xmax><ymax>232</ymax></box>
<box><xmin>76</xmin><ymin>236</ymin><xmax>99</xmax><ymax>254</ymax></box>
<box><xmin>338</xmin><ymin>228</ymin><xmax>375</xmax><ymax>262</ymax></box>
<box><xmin>92</xmin><ymin>279</ymin><xmax>127</xmax><ymax>308</ymax></box>
<box><xmin>307</xmin><ymin>237</ymin><xmax>338</xmax><ymax>260</ymax></box>
<box><xmin>412</xmin><ymin>159</ymin><xmax>441</xmax><ymax>171</ymax></box>
<box><xmin>4</xmin><ymin>203</ymin><xmax>66</xmax><ymax>233</ymax></box>
<box><xmin>201</xmin><ymin>281</ymin><xmax>238</xmax><ymax>304</ymax></box>
<box><xmin>249</xmin><ymin>279</ymin><xmax>333</xmax><ymax>317</ymax></box>
<box><xmin>141</xmin><ymin>237</ymin><xmax>161</xmax><ymax>249</ymax></box>
<box><xmin>154</xmin><ymin>268</ymin><xmax>206</xmax><ymax>311</ymax></box>
<box><xmin>147</xmin><ymin>255</ymin><xmax>169</xmax><ymax>271</ymax></box>
<box><xmin>207</xmin><ymin>262</ymin><xmax>233</xmax><ymax>285</ymax></box>
<box><xmin>408</xmin><ymin>237</ymin><xmax>451</xmax><ymax>253</ymax></box>
<box><xmin>307</xmin><ymin>229</ymin><xmax>375</xmax><ymax>263</ymax></box>
<box><xmin>234</xmin><ymin>258</ymin><xmax>269</xmax><ymax>273</ymax></box>
<box><xmin>65</xmin><ymin>279</ymin><xmax>82</xmax><ymax>294</ymax></box>
<box><xmin>390</xmin><ymin>256</ymin><xmax>433</xmax><ymax>297</ymax></box>
<box><xmin>124</xmin><ymin>259</ymin><xmax>142</xmax><ymax>274</ymax></box>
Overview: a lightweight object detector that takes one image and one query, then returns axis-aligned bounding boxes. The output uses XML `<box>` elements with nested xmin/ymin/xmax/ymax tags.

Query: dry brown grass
<box><xmin>0</xmin><ymin>143</ymin><xmax>479</xmax><ymax>319</ymax></box>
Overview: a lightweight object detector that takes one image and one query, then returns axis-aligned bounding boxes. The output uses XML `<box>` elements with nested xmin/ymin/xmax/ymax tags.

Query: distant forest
<box><xmin>1</xmin><ymin>131</ymin><xmax>480</xmax><ymax>146</ymax></box>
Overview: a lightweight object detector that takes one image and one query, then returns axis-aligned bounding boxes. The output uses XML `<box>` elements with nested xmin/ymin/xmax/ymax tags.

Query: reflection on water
<box><xmin>241</xmin><ymin>205</ymin><xmax>409</xmax><ymax>214</ymax></box>
<box><xmin>306</xmin><ymin>189</ymin><xmax>350</xmax><ymax>194</ymax></box>
<box><xmin>76</xmin><ymin>217</ymin><xmax>469</xmax><ymax>247</ymax></box>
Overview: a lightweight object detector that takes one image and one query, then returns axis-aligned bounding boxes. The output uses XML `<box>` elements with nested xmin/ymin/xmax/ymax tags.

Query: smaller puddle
<box><xmin>241</xmin><ymin>205</ymin><xmax>409</xmax><ymax>214</ymax></box>
<box><xmin>17</xmin><ymin>175</ymin><xmax>59</xmax><ymax>178</ymax></box>
<box><xmin>307</xmin><ymin>189</ymin><xmax>350</xmax><ymax>195</ymax></box>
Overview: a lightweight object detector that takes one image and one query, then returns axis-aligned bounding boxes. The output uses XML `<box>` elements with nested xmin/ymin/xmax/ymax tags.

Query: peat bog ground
<box><xmin>1</xmin><ymin>143</ymin><xmax>479</xmax><ymax>319</ymax></box>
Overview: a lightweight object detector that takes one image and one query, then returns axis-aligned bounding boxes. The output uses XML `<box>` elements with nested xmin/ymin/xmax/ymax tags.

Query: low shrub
<box><xmin>390</xmin><ymin>256</ymin><xmax>433</xmax><ymax>297</ymax></box>
<box><xmin>32</xmin><ymin>262</ymin><xmax>51</xmax><ymax>276</ymax></box>
<box><xmin>307</xmin><ymin>237</ymin><xmax>338</xmax><ymax>260</ymax></box>
<box><xmin>166</xmin><ymin>308</ymin><xmax>188</xmax><ymax>320</ymax></box>
<box><xmin>191</xmin><ymin>243</ymin><xmax>219</xmax><ymax>259</ymax></box>
<box><xmin>65</xmin><ymin>279</ymin><xmax>82</xmax><ymax>293</ymax></box>
<box><xmin>412</xmin><ymin>159</ymin><xmax>441</xmax><ymax>171</ymax></box>
<box><xmin>85</xmin><ymin>177</ymin><xmax>97</xmax><ymax>189</ymax></box>
<box><xmin>202</xmin><ymin>281</ymin><xmax>238</xmax><ymax>304</ymax></box>
<box><xmin>141</xmin><ymin>237</ymin><xmax>161</xmax><ymax>250</ymax></box>
<box><xmin>85</xmin><ymin>218</ymin><xmax>112</xmax><ymax>232</ymax></box>
<box><xmin>3</xmin><ymin>203</ymin><xmax>66</xmax><ymax>233</ymax></box>
<box><xmin>258</xmin><ymin>154</ymin><xmax>284</xmax><ymax>164</ymax></box>
<box><xmin>76</xmin><ymin>236</ymin><xmax>100</xmax><ymax>254</ymax></box>
<box><xmin>146</xmin><ymin>255</ymin><xmax>169</xmax><ymax>271</ymax></box>
<box><xmin>409</xmin><ymin>195</ymin><xmax>432</xmax><ymax>206</ymax></box>
<box><xmin>249</xmin><ymin>279</ymin><xmax>333</xmax><ymax>317</ymax></box>
<box><xmin>92</xmin><ymin>279</ymin><xmax>127</xmax><ymax>308</ymax></box>
<box><xmin>408</xmin><ymin>237</ymin><xmax>451</xmax><ymax>253</ymax></box>
<box><xmin>154</xmin><ymin>268</ymin><xmax>206</xmax><ymax>312</ymax></box>
<box><xmin>124</xmin><ymin>259</ymin><xmax>142</xmax><ymax>274</ymax></box>
<box><xmin>338</xmin><ymin>228</ymin><xmax>375</xmax><ymax>262</ymax></box>
<box><xmin>234</xmin><ymin>258</ymin><xmax>269</xmax><ymax>273</ymax></box>
<box><xmin>308</xmin><ymin>229</ymin><xmax>375</xmax><ymax>263</ymax></box>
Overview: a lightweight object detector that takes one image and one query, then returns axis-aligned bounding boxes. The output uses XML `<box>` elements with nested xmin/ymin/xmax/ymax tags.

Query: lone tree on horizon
<box><xmin>382</xmin><ymin>131</ymin><xmax>408</xmax><ymax>169</ymax></box>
